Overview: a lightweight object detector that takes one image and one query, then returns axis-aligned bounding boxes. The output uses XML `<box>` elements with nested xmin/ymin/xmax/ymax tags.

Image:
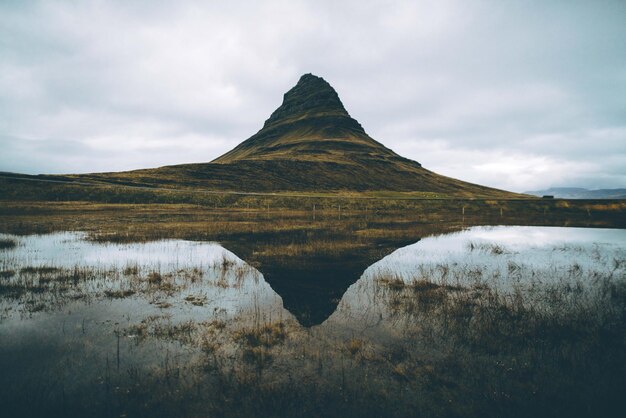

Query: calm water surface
<box><xmin>1</xmin><ymin>225</ymin><xmax>624</xmax><ymax>417</ymax></box>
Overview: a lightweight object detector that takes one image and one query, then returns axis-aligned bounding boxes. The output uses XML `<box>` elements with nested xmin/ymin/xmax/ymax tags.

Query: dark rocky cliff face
<box><xmin>212</xmin><ymin>73</ymin><xmax>403</xmax><ymax>165</ymax></box>
<box><xmin>262</xmin><ymin>73</ymin><xmax>365</xmax><ymax>134</ymax></box>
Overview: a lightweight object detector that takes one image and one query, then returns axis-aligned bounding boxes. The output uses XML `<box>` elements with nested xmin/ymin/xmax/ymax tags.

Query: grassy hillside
<box><xmin>48</xmin><ymin>160</ymin><xmax>521</xmax><ymax>197</ymax></box>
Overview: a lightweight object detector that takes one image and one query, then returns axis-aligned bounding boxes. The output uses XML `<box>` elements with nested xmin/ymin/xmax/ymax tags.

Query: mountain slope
<box><xmin>213</xmin><ymin>73</ymin><xmax>404</xmax><ymax>166</ymax></box>
<box><xmin>59</xmin><ymin>73</ymin><xmax>522</xmax><ymax>197</ymax></box>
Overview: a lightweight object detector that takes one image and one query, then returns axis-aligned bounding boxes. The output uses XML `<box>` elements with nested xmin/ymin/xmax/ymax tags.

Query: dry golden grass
<box><xmin>234</xmin><ymin>322</ymin><xmax>288</xmax><ymax>349</ymax></box>
<box><xmin>587</xmin><ymin>202</ymin><xmax>626</xmax><ymax>211</ymax></box>
<box><xmin>252</xmin><ymin>239</ymin><xmax>369</xmax><ymax>257</ymax></box>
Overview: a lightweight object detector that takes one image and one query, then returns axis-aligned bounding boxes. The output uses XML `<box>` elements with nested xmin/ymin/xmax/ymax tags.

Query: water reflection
<box><xmin>225</xmin><ymin>237</ymin><xmax>419</xmax><ymax>326</ymax></box>
<box><xmin>0</xmin><ymin>232</ymin><xmax>298</xmax><ymax>415</ymax></box>
<box><xmin>257</xmin><ymin>259</ymin><xmax>372</xmax><ymax>326</ymax></box>
<box><xmin>1</xmin><ymin>227</ymin><xmax>625</xmax><ymax>418</ymax></box>
<box><xmin>0</xmin><ymin>232</ymin><xmax>291</xmax><ymax>323</ymax></box>
<box><xmin>2</xmin><ymin>226</ymin><xmax>625</xmax><ymax>328</ymax></box>
<box><xmin>322</xmin><ymin>226</ymin><xmax>626</xmax><ymax>336</ymax></box>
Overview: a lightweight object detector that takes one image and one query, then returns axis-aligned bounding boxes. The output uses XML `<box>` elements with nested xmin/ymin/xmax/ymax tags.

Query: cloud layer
<box><xmin>1</xmin><ymin>0</ymin><xmax>624</xmax><ymax>191</ymax></box>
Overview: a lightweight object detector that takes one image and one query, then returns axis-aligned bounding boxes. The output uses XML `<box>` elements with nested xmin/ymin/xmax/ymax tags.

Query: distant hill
<box><xmin>10</xmin><ymin>73</ymin><xmax>525</xmax><ymax>198</ymax></box>
<box><xmin>525</xmin><ymin>187</ymin><xmax>626</xmax><ymax>199</ymax></box>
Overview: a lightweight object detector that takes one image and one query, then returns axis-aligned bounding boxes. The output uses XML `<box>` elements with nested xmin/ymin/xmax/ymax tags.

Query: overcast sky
<box><xmin>1</xmin><ymin>0</ymin><xmax>624</xmax><ymax>192</ymax></box>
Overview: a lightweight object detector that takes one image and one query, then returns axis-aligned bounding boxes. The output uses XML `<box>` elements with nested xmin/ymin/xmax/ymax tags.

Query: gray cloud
<box><xmin>0</xmin><ymin>0</ymin><xmax>624</xmax><ymax>191</ymax></box>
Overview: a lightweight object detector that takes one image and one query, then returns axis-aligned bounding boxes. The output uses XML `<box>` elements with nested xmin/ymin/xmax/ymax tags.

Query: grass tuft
<box><xmin>0</xmin><ymin>238</ymin><xmax>17</xmax><ymax>250</ymax></box>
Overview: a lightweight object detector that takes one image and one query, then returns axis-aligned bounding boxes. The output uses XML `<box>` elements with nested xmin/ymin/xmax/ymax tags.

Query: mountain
<box><xmin>525</xmin><ymin>187</ymin><xmax>626</xmax><ymax>199</ymax></box>
<box><xmin>213</xmin><ymin>73</ymin><xmax>404</xmax><ymax>166</ymax></box>
<box><xmin>53</xmin><ymin>73</ymin><xmax>521</xmax><ymax>197</ymax></box>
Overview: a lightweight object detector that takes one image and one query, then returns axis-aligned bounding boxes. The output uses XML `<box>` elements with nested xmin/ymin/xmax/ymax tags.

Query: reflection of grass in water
<box><xmin>123</xmin><ymin>264</ymin><xmax>140</xmax><ymax>276</ymax></box>
<box><xmin>233</xmin><ymin>322</ymin><xmax>290</xmax><ymax>368</ymax></box>
<box><xmin>184</xmin><ymin>294</ymin><xmax>207</xmax><ymax>306</ymax></box>
<box><xmin>346</xmin><ymin>338</ymin><xmax>364</xmax><ymax>356</ymax></box>
<box><xmin>253</xmin><ymin>239</ymin><xmax>369</xmax><ymax>257</ymax></box>
<box><xmin>0</xmin><ymin>240</ymin><xmax>263</xmax><ymax>316</ymax></box>
<box><xmin>372</xmin><ymin>254</ymin><xmax>626</xmax><ymax>389</ymax></box>
<box><xmin>0</xmin><ymin>265</ymin><xmax>94</xmax><ymax>300</ymax></box>
<box><xmin>20</xmin><ymin>266</ymin><xmax>64</xmax><ymax>274</ymax></box>
<box><xmin>376</xmin><ymin>255</ymin><xmax>626</xmax><ymax>327</ymax></box>
<box><xmin>467</xmin><ymin>241</ymin><xmax>507</xmax><ymax>254</ymax></box>
<box><xmin>0</xmin><ymin>238</ymin><xmax>17</xmax><ymax>249</ymax></box>
<box><xmin>378</xmin><ymin>275</ymin><xmax>464</xmax><ymax>313</ymax></box>
<box><xmin>2</xmin><ymin>230</ymin><xmax>626</xmax><ymax>417</ymax></box>
<box><xmin>146</xmin><ymin>271</ymin><xmax>180</xmax><ymax>294</ymax></box>
<box><xmin>0</xmin><ymin>270</ymin><xmax>15</xmax><ymax>278</ymax></box>
<box><xmin>234</xmin><ymin>322</ymin><xmax>287</xmax><ymax>349</ymax></box>
<box><xmin>313</xmin><ymin>252</ymin><xmax>626</xmax><ymax>417</ymax></box>
<box><xmin>104</xmin><ymin>289</ymin><xmax>135</xmax><ymax>298</ymax></box>
<box><xmin>4</xmin><ymin>270</ymin><xmax>626</xmax><ymax>418</ymax></box>
<box><xmin>0</xmin><ymin>258</ymin><xmax>244</xmax><ymax>313</ymax></box>
<box><xmin>126</xmin><ymin>316</ymin><xmax>197</xmax><ymax>345</ymax></box>
<box><xmin>377</xmin><ymin>275</ymin><xmax>463</xmax><ymax>292</ymax></box>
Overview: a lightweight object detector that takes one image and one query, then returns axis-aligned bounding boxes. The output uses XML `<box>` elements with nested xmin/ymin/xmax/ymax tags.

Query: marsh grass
<box><xmin>125</xmin><ymin>315</ymin><xmax>198</xmax><ymax>345</ymax></box>
<box><xmin>104</xmin><ymin>289</ymin><xmax>135</xmax><ymax>298</ymax></box>
<box><xmin>104</xmin><ymin>253</ymin><xmax>625</xmax><ymax>417</ymax></box>
<box><xmin>377</xmin><ymin>275</ymin><xmax>465</xmax><ymax>314</ymax></box>
<box><xmin>0</xmin><ymin>265</ymin><xmax>95</xmax><ymax>301</ymax></box>
<box><xmin>123</xmin><ymin>264</ymin><xmax>140</xmax><ymax>276</ymax></box>
<box><xmin>467</xmin><ymin>241</ymin><xmax>508</xmax><ymax>254</ymax></box>
<box><xmin>0</xmin><ymin>238</ymin><xmax>17</xmax><ymax>249</ymax></box>
<box><xmin>371</xmin><ymin>257</ymin><xmax>626</xmax><ymax>364</ymax></box>
<box><xmin>0</xmin><ymin>269</ymin><xmax>15</xmax><ymax>278</ymax></box>
<box><xmin>346</xmin><ymin>338</ymin><xmax>364</xmax><ymax>356</ymax></box>
<box><xmin>253</xmin><ymin>239</ymin><xmax>369</xmax><ymax>257</ymax></box>
<box><xmin>20</xmin><ymin>266</ymin><xmax>63</xmax><ymax>274</ymax></box>
<box><xmin>0</xmin><ymin>261</ymin><xmax>237</xmax><ymax>314</ymax></box>
<box><xmin>2</xmin><ymin>262</ymin><xmax>625</xmax><ymax>418</ymax></box>
<box><xmin>184</xmin><ymin>294</ymin><xmax>207</xmax><ymax>306</ymax></box>
<box><xmin>234</xmin><ymin>322</ymin><xmax>288</xmax><ymax>349</ymax></box>
<box><xmin>1</xmin><ymin>219</ymin><xmax>626</xmax><ymax>417</ymax></box>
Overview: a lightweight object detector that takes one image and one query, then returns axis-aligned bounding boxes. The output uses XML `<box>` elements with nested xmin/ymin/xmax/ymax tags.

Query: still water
<box><xmin>1</xmin><ymin>226</ymin><xmax>625</xmax><ymax>417</ymax></box>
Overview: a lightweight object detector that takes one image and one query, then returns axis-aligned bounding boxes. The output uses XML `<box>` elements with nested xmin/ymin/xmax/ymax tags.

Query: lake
<box><xmin>1</xmin><ymin>225</ymin><xmax>625</xmax><ymax>418</ymax></box>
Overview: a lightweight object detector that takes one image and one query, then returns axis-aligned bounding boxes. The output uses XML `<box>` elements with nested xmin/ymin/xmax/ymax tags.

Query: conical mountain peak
<box><xmin>212</xmin><ymin>73</ymin><xmax>381</xmax><ymax>164</ymax></box>
<box><xmin>262</xmin><ymin>73</ymin><xmax>351</xmax><ymax>129</ymax></box>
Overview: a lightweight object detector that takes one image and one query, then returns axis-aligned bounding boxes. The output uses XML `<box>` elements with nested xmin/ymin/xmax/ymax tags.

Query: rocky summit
<box><xmin>263</xmin><ymin>73</ymin><xmax>362</xmax><ymax>132</ymax></box>
<box><xmin>61</xmin><ymin>73</ymin><xmax>520</xmax><ymax>197</ymax></box>
<box><xmin>212</xmin><ymin>73</ymin><xmax>405</xmax><ymax>167</ymax></box>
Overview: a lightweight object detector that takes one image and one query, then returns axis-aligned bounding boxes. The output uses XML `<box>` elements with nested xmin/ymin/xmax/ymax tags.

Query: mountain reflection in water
<box><xmin>1</xmin><ymin>226</ymin><xmax>625</xmax><ymax>418</ymax></box>
<box><xmin>3</xmin><ymin>225</ymin><xmax>623</xmax><ymax>328</ymax></box>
